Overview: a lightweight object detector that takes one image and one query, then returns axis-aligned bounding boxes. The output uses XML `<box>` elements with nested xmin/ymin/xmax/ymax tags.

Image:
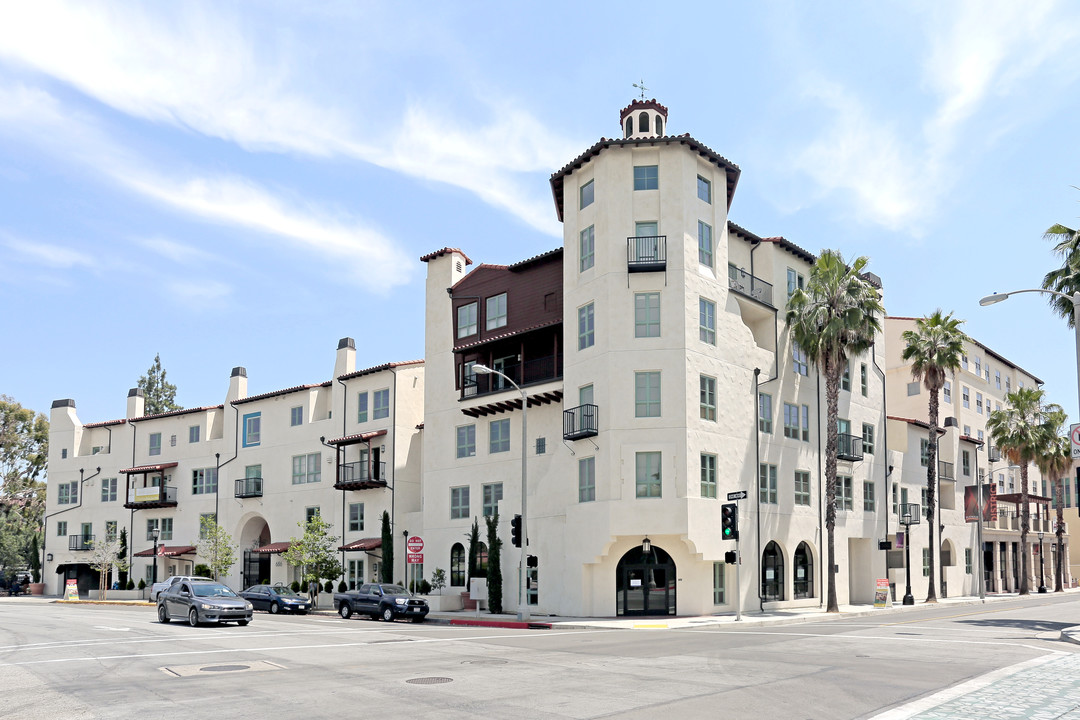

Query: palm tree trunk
<box><xmin>1019</xmin><ymin>465</ymin><xmax>1030</xmax><ymax>595</ymax></box>
<box><xmin>1056</xmin><ymin>478</ymin><xmax>1065</xmax><ymax>592</ymax></box>
<box><xmin>925</xmin><ymin>390</ymin><xmax>939</xmax><ymax>603</ymax></box>
<box><xmin>824</xmin><ymin>362</ymin><xmax>840</xmax><ymax>613</ymax></box>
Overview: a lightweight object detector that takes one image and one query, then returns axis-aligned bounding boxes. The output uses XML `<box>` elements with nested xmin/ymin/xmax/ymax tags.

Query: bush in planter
<box><xmin>323</xmin><ymin>580</ymin><xmax>333</xmax><ymax>593</ymax></box>
<box><xmin>430</xmin><ymin>568</ymin><xmax>446</xmax><ymax>595</ymax></box>
<box><xmin>126</xmin><ymin>579</ymin><xmax>135</xmax><ymax>590</ymax></box>
<box><xmin>137</xmin><ymin>579</ymin><xmax>146</xmax><ymax>590</ymax></box>
<box><xmin>418</xmin><ymin>579</ymin><xmax>432</xmax><ymax>595</ymax></box>
<box><xmin>291</xmin><ymin>580</ymin><xmax>301</xmax><ymax>593</ymax></box>
<box><xmin>338</xmin><ymin>580</ymin><xmax>347</xmax><ymax>592</ymax></box>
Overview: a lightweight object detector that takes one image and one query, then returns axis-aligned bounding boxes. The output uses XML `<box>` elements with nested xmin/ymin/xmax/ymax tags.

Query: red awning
<box><xmin>327</xmin><ymin>429</ymin><xmax>387</xmax><ymax>446</ymax></box>
<box><xmin>339</xmin><ymin>537</ymin><xmax>382</xmax><ymax>552</ymax></box>
<box><xmin>133</xmin><ymin>545</ymin><xmax>196</xmax><ymax>558</ymax></box>
<box><xmin>252</xmin><ymin>542</ymin><xmax>291</xmax><ymax>554</ymax></box>
<box><xmin>120</xmin><ymin>463</ymin><xmax>179</xmax><ymax>474</ymax></box>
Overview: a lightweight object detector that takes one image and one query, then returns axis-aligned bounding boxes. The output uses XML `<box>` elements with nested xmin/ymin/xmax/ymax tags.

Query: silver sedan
<box><xmin>157</xmin><ymin>580</ymin><xmax>253</xmax><ymax>627</ymax></box>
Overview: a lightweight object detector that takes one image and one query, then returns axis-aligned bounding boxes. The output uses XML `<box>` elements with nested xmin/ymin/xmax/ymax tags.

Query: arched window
<box><xmin>762</xmin><ymin>541</ymin><xmax>784</xmax><ymax>601</ymax></box>
<box><xmin>655</xmin><ymin>117</ymin><xmax>663</xmax><ymax>135</ymax></box>
<box><xmin>477</xmin><ymin>541</ymin><xmax>489</xmax><ymax>572</ymax></box>
<box><xmin>639</xmin><ymin>111</ymin><xmax>650</xmax><ymax>133</ymax></box>
<box><xmin>794</xmin><ymin>542</ymin><xmax>813</xmax><ymax>599</ymax></box>
<box><xmin>625</xmin><ymin>117</ymin><xmax>633</xmax><ymax>137</ymax></box>
<box><xmin>450</xmin><ymin>543</ymin><xmax>465</xmax><ymax>586</ymax></box>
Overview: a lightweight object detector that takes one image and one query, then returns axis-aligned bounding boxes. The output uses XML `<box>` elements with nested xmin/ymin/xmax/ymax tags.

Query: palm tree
<box><xmin>786</xmin><ymin>250</ymin><xmax>884</xmax><ymax>613</ymax></box>
<box><xmin>900</xmin><ymin>311</ymin><xmax>969</xmax><ymax>603</ymax></box>
<box><xmin>986</xmin><ymin>388</ymin><xmax>1063</xmax><ymax>595</ymax></box>
<box><xmin>1041</xmin><ymin>222</ymin><xmax>1080</xmax><ymax>324</ymax></box>
<box><xmin>1033</xmin><ymin>410</ymin><xmax>1070</xmax><ymax>592</ymax></box>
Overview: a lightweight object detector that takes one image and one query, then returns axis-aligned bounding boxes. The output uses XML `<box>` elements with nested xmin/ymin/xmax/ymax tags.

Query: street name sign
<box><xmin>726</xmin><ymin>491</ymin><xmax>748</xmax><ymax>501</ymax></box>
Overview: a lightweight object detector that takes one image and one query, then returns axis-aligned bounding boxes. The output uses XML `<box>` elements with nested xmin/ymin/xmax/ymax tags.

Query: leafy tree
<box><xmin>430</xmin><ymin>567</ymin><xmax>446</xmax><ymax>595</ymax></box>
<box><xmin>137</xmin><ymin>354</ymin><xmax>182</xmax><ymax>415</ymax></box>
<box><xmin>901</xmin><ymin>310</ymin><xmax>969</xmax><ymax>603</ymax></box>
<box><xmin>786</xmin><ymin>250</ymin><xmax>884</xmax><ymax>613</ymax></box>
<box><xmin>987</xmin><ymin>387</ymin><xmax>1063</xmax><ymax>595</ymax></box>
<box><xmin>86</xmin><ymin>536</ymin><xmax>129</xmax><ymax>600</ymax></box>
<box><xmin>485</xmin><ymin>513</ymin><xmax>502</xmax><ymax>614</ymax></box>
<box><xmin>196</xmin><ymin>516</ymin><xmax>237</xmax><ymax>581</ymax></box>
<box><xmin>467</xmin><ymin>517</ymin><xmax>481</xmax><ymax>582</ymax></box>
<box><xmin>282</xmin><ymin>515</ymin><xmax>342</xmax><ymax>588</ymax></box>
<box><xmin>380</xmin><ymin>511</ymin><xmax>393</xmax><ymax>583</ymax></box>
<box><xmin>1033</xmin><ymin>411</ymin><xmax>1071</xmax><ymax>592</ymax></box>
<box><xmin>0</xmin><ymin>396</ymin><xmax>48</xmax><ymax>553</ymax></box>
<box><xmin>117</xmin><ymin>528</ymin><xmax>129</xmax><ymax>588</ymax></box>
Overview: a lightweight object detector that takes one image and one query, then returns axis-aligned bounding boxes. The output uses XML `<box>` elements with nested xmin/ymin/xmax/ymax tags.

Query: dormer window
<box><xmin>457</xmin><ymin>302</ymin><xmax>477</xmax><ymax>338</ymax></box>
<box><xmin>486</xmin><ymin>293</ymin><xmax>507</xmax><ymax>330</ymax></box>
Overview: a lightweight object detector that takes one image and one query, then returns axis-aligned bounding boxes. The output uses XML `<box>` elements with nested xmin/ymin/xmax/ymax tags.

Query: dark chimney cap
<box><xmin>51</xmin><ymin>399</ymin><xmax>76</xmax><ymax>409</ymax></box>
<box><xmin>338</xmin><ymin>337</ymin><xmax>355</xmax><ymax>350</ymax></box>
<box><xmin>231</xmin><ymin>367</ymin><xmax>247</xmax><ymax>378</ymax></box>
<box><xmin>127</xmin><ymin>388</ymin><xmax>144</xmax><ymax>398</ymax></box>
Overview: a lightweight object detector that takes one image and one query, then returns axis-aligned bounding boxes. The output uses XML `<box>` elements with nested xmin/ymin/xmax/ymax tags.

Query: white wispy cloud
<box><xmin>0</xmin><ymin>1</ymin><xmax>571</xmax><ymax>235</ymax></box>
<box><xmin>2</xmin><ymin>235</ymin><xmax>97</xmax><ymax>269</ymax></box>
<box><xmin>136</xmin><ymin>237</ymin><xmax>218</xmax><ymax>266</ymax></box>
<box><xmin>164</xmin><ymin>279</ymin><xmax>232</xmax><ymax>309</ymax></box>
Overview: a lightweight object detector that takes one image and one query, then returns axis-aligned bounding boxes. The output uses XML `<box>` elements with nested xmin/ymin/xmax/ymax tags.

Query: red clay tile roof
<box><xmin>337</xmin><ymin>360</ymin><xmax>423</xmax><ymax>382</ymax></box>
<box><xmin>327</xmin><ymin>429</ymin><xmax>388</xmax><ymax>446</ymax></box>
<box><xmin>420</xmin><ymin>247</ymin><xmax>473</xmax><ymax>265</ymax></box>
<box><xmin>232</xmin><ymin>383</ymin><xmax>331</xmax><ymax>406</ymax></box>
<box><xmin>509</xmin><ymin>247</ymin><xmax>562</xmax><ymax>271</ymax></box>
<box><xmin>339</xmin><ymin>537</ymin><xmax>382</xmax><ymax>552</ymax></box>
<box><xmin>619</xmin><ymin>98</ymin><xmax>669</xmax><ymax>119</ymax></box>
<box><xmin>83</xmin><ymin>419</ymin><xmax>127</xmax><ymax>429</ymax></box>
<box><xmin>252</xmin><ymin>542</ymin><xmax>291</xmax><ymax>554</ymax></box>
<box><xmin>120</xmin><ymin>462</ymin><xmax>179</xmax><ymax>474</ymax></box>
<box><xmin>129</xmin><ymin>405</ymin><xmax>224</xmax><ymax>422</ymax></box>
<box><xmin>133</xmin><ymin>545</ymin><xmax>196</xmax><ymax>558</ymax></box>
<box><xmin>454</xmin><ymin>318</ymin><xmax>562</xmax><ymax>351</ymax></box>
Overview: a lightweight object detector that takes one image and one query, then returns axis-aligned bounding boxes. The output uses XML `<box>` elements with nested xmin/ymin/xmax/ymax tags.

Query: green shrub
<box><xmin>126</xmin><ymin>579</ymin><xmax>135</xmax><ymax>590</ymax></box>
<box><xmin>338</xmin><ymin>581</ymin><xmax>347</xmax><ymax>592</ymax></box>
<box><xmin>193</xmin><ymin>564</ymin><xmax>211</xmax><ymax>578</ymax></box>
<box><xmin>291</xmin><ymin>580</ymin><xmax>301</xmax><ymax>593</ymax></box>
<box><xmin>137</xmin><ymin>579</ymin><xmax>146</xmax><ymax>590</ymax></box>
<box><xmin>323</xmin><ymin>580</ymin><xmax>333</xmax><ymax>593</ymax></box>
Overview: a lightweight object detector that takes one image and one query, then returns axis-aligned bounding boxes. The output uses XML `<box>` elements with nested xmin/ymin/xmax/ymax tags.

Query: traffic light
<box><xmin>721</xmin><ymin>503</ymin><xmax>739</xmax><ymax>541</ymax></box>
<box><xmin>511</xmin><ymin>514</ymin><xmax>522</xmax><ymax>548</ymax></box>
<box><xmin>724</xmin><ymin>550</ymin><xmax>737</xmax><ymax>564</ymax></box>
<box><xmin>527</xmin><ymin>555</ymin><xmax>538</xmax><ymax>568</ymax></box>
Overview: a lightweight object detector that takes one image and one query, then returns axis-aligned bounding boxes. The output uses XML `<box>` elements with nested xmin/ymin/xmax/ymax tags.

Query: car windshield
<box><xmin>192</xmin><ymin>584</ymin><xmax>237</xmax><ymax>598</ymax></box>
<box><xmin>380</xmin><ymin>585</ymin><xmax>407</xmax><ymax>595</ymax></box>
<box><xmin>270</xmin><ymin>587</ymin><xmax>298</xmax><ymax>596</ymax></box>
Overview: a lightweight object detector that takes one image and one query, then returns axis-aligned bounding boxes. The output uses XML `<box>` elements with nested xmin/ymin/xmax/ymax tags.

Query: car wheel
<box><xmin>188</xmin><ymin>608</ymin><xmax>199</xmax><ymax>627</ymax></box>
<box><xmin>237</xmin><ymin>620</ymin><xmax>249</xmax><ymax>626</ymax></box>
<box><xmin>269</xmin><ymin>602</ymin><xmax>280</xmax><ymax>614</ymax></box>
<box><xmin>157</xmin><ymin>605</ymin><xmax>170</xmax><ymax>623</ymax></box>
<box><xmin>381</xmin><ymin>607</ymin><xmax>395</xmax><ymax>622</ymax></box>
<box><xmin>339</xmin><ymin>603</ymin><xmax>352</xmax><ymax>619</ymax></box>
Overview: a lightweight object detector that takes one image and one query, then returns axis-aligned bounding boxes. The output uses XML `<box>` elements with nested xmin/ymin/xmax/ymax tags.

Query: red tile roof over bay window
<box><xmin>339</xmin><ymin>537</ymin><xmax>382</xmax><ymax>552</ymax></box>
<box><xmin>252</xmin><ymin>542</ymin><xmax>291</xmax><ymax>554</ymax></box>
<box><xmin>133</xmin><ymin>545</ymin><xmax>196</xmax><ymax>558</ymax></box>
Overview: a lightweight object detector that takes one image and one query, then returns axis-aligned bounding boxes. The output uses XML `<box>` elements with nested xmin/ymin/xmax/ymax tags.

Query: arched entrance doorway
<box><xmin>762</xmin><ymin>541</ymin><xmax>784</xmax><ymax>601</ymax></box>
<box><xmin>794</xmin><ymin>542</ymin><xmax>814</xmax><ymax>599</ymax></box>
<box><xmin>239</xmin><ymin>516</ymin><xmax>271</xmax><ymax>589</ymax></box>
<box><xmin>616</xmin><ymin>545</ymin><xmax>676</xmax><ymax>616</ymax></box>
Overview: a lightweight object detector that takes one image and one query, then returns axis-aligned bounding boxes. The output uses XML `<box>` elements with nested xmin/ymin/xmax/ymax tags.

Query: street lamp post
<box><xmin>901</xmin><ymin>504</ymin><xmax>920</xmax><ymax>606</ymax></box>
<box><xmin>151</xmin><ymin>527</ymin><xmax>160</xmax><ymax>586</ymax></box>
<box><xmin>1038</xmin><ymin>531</ymin><xmax>1047</xmax><ymax>593</ymax></box>
<box><xmin>472</xmin><ymin>364</ymin><xmax>530</xmax><ymax>622</ymax></box>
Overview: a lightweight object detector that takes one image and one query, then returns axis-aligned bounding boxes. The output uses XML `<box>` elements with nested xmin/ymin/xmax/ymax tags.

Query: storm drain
<box><xmin>201</xmin><ymin>665</ymin><xmax>250</xmax><ymax>673</ymax></box>
<box><xmin>406</xmin><ymin>677</ymin><xmax>453</xmax><ymax>685</ymax></box>
<box><xmin>160</xmin><ymin>660</ymin><xmax>285</xmax><ymax>678</ymax></box>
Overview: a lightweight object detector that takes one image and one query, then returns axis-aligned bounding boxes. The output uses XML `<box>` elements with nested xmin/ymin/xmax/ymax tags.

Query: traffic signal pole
<box><xmin>735</xmin><ymin>534</ymin><xmax>742</xmax><ymax>621</ymax></box>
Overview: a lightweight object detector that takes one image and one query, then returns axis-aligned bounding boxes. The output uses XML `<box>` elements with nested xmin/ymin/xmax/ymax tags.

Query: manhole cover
<box><xmin>461</xmin><ymin>659</ymin><xmax>507</xmax><ymax>665</ymax></box>
<box><xmin>406</xmin><ymin>677</ymin><xmax>453</xmax><ymax>685</ymax></box>
<box><xmin>201</xmin><ymin>665</ymin><xmax>251</xmax><ymax>673</ymax></box>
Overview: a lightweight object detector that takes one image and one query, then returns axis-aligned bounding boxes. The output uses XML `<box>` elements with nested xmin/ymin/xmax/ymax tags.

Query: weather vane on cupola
<box><xmin>632</xmin><ymin>79</ymin><xmax>649</xmax><ymax>100</ymax></box>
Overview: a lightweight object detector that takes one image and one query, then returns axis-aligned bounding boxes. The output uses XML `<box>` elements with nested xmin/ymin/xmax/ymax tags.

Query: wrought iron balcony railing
<box><xmin>727</xmin><ymin>266</ymin><xmax>774</xmax><ymax>306</ymax></box>
<box><xmin>626</xmin><ymin>235</ymin><xmax>666</xmax><ymax>272</ymax></box>
<box><xmin>563</xmin><ymin>404</ymin><xmax>598</xmax><ymax>441</ymax></box>
<box><xmin>69</xmin><ymin>535</ymin><xmax>94</xmax><ymax>551</ymax></box>
<box><xmin>235</xmin><ymin>477</ymin><xmax>263</xmax><ymax>498</ymax></box>
<box><xmin>837</xmin><ymin>433</ymin><xmax>864</xmax><ymax>462</ymax></box>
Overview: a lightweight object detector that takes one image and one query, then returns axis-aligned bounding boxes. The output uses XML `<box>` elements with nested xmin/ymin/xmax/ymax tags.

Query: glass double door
<box><xmin>616</xmin><ymin>546</ymin><xmax>675</xmax><ymax>616</ymax></box>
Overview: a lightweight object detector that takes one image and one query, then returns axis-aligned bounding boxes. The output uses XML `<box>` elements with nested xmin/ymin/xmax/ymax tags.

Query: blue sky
<box><xmin>3</xmin><ymin>1</ymin><xmax>1080</xmax><ymax>429</ymax></box>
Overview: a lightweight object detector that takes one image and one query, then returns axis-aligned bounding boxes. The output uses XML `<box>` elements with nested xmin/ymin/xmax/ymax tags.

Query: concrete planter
<box><xmin>423</xmin><ymin>593</ymin><xmax>463</xmax><ymax>612</ymax></box>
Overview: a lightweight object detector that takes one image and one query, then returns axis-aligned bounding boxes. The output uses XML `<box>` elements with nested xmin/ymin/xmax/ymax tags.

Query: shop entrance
<box><xmin>616</xmin><ymin>546</ymin><xmax>675</xmax><ymax>616</ymax></box>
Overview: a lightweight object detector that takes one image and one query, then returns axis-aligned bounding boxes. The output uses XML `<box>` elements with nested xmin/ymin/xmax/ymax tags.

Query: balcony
<box><xmin>837</xmin><ymin>433</ymin><xmax>864</xmax><ymax>462</ymax></box>
<box><xmin>462</xmin><ymin>354</ymin><xmax>561</xmax><ymax>400</ymax></box>
<box><xmin>124</xmin><ymin>485</ymin><xmax>178</xmax><ymax>509</ymax></box>
<box><xmin>938</xmin><ymin>461</ymin><xmax>955</xmax><ymax>481</ymax></box>
<box><xmin>69</xmin><ymin>535</ymin><xmax>94</xmax><ymax>551</ymax></box>
<box><xmin>627</xmin><ymin>235</ymin><xmax>666</xmax><ymax>272</ymax></box>
<box><xmin>235</xmin><ymin>477</ymin><xmax>263</xmax><ymax>499</ymax></box>
<box><xmin>727</xmin><ymin>266</ymin><xmax>774</xmax><ymax>307</ymax></box>
<box><xmin>563</xmin><ymin>404</ymin><xmax>598</xmax><ymax>441</ymax></box>
<box><xmin>336</xmin><ymin>461</ymin><xmax>388</xmax><ymax>491</ymax></box>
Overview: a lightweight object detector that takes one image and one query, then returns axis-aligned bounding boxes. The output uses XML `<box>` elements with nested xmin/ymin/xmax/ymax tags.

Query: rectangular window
<box><xmin>838</xmin><ymin>476</ymin><xmax>853</xmax><ymax>511</ymax></box>
<box><xmin>907</xmin><ymin>381</ymin><xmax>920</xmax><ymax>396</ymax></box>
<box><xmin>159</xmin><ymin>518</ymin><xmax>173</xmax><ymax>541</ymax></box>
<box><xmin>188</xmin><ymin>425</ymin><xmax>200</xmax><ymax>443</ymax></box>
<box><xmin>578</xmin><ymin>457</ymin><xmax>596</xmax><ymax>502</ymax></box>
<box><xmin>57</xmin><ymin>520</ymin><xmax>67</xmax><ymax>537</ymax></box>
<box><xmin>759</xmin><ymin>464</ymin><xmax>778</xmax><ymax>504</ymax></box>
<box><xmin>962</xmin><ymin>386</ymin><xmax>970</xmax><ymax>408</ymax></box>
<box><xmin>58</xmin><ymin>481</ymin><xmax>78</xmax><ymax>505</ymax></box>
<box><xmin>943</xmin><ymin>381</ymin><xmax>952</xmax><ymax>403</ymax></box>
<box><xmin>863</xmin><ymin>481</ymin><xmax>876</xmax><ymax>512</ymax></box>
<box><xmin>482</xmin><ymin>482</ymin><xmax>503</xmax><ymax>517</ymax></box>
<box><xmin>579</xmin><ymin>384</ymin><xmax>594</xmax><ymax>406</ymax></box>
<box><xmin>802</xmin><ymin>405</ymin><xmax>810</xmax><ymax>442</ymax></box>
<box><xmin>105</xmin><ymin>520</ymin><xmax>117</xmax><ymax>541</ymax></box>
<box><xmin>783</xmin><ymin>403</ymin><xmax>800</xmax><ymax>439</ymax></box>
<box><xmin>962</xmin><ymin>450</ymin><xmax>971</xmax><ymax>477</ymax></box>
<box><xmin>964</xmin><ymin>424</ymin><xmax>971</xmax><ymax>437</ymax></box>
<box><xmin>457</xmin><ymin>302</ymin><xmax>478</xmax><ymax>338</ymax></box>
<box><xmin>146</xmin><ymin>519</ymin><xmax>159</xmax><ymax>541</ymax></box>
<box><xmin>920</xmin><ymin>438</ymin><xmax>930</xmax><ymax>467</ymax></box>
<box><xmin>995</xmin><ymin>370</ymin><xmax>1001</xmax><ymax>389</ymax></box>
<box><xmin>346</xmin><ymin>502</ymin><xmax>364</xmax><ymax>532</ymax></box>
<box><xmin>578</xmin><ymin>302</ymin><xmax>595</xmax><ymax>350</ymax></box>
<box><xmin>698</xmin><ymin>175</ymin><xmax>712</xmax><ymax>204</ymax></box>
<box><xmin>242</xmin><ymin>413</ymin><xmax>260</xmax><ymax>447</ymax></box>
<box><xmin>793</xmin><ymin>343</ymin><xmax>809</xmax><ymax>376</ymax></box>
<box><xmin>841</xmin><ymin>361</ymin><xmax>851</xmax><ymax>391</ymax></box>
<box><xmin>701</xmin><ymin>453</ymin><xmax>717</xmax><ymax>498</ymax></box>
<box><xmin>373</xmin><ymin>388</ymin><xmax>390</xmax><ymax>419</ymax></box>
<box><xmin>794</xmin><ymin>470</ymin><xmax>811</xmax><ymax>506</ymax></box>
<box><xmin>356</xmin><ymin>392</ymin><xmax>368</xmax><ymax>423</ymax></box>
<box><xmin>862</xmin><ymin>423</ymin><xmax>875</xmax><ymax>455</ymax></box>
<box><xmin>965</xmin><ymin>548</ymin><xmax>972</xmax><ymax>574</ymax></box>
<box><xmin>893</xmin><ymin>483</ymin><xmax>899</xmax><ymax>514</ymax></box>
<box><xmin>962</xmin><ymin>354</ymin><xmax>968</xmax><ymax>370</ymax></box>
<box><xmin>535</xmin><ymin>437</ymin><xmax>546</xmax><ymax>455</ymax></box>
<box><xmin>758</xmin><ymin>393</ymin><xmax>773</xmax><ymax>433</ymax></box>
<box><xmin>713</xmin><ymin>562</ymin><xmax>726</xmax><ymax>604</ymax></box>
<box><xmin>579</xmin><ymin>179</ymin><xmax>594</xmax><ymax>209</ymax></box>
<box><xmin>306</xmin><ymin>507</ymin><xmax>320</xmax><ymax>523</ymax></box>
<box><xmin>450</xmin><ymin>486</ymin><xmax>470</xmax><ymax>519</ymax></box>
<box><xmin>635</xmin><ymin>372</ymin><xmax>661</xmax><ymax>417</ymax></box>
<box><xmin>1006</xmin><ymin>377</ymin><xmax>1011</xmax><ymax>392</ymax></box>
<box><xmin>579</xmin><ymin>225</ymin><xmax>595</xmax><ymax>271</ymax></box>
<box><xmin>861</xmin><ymin>363</ymin><xmax>868</xmax><ymax>396</ymax></box>
<box><xmin>787</xmin><ymin>268</ymin><xmax>805</xmax><ymax>298</ymax></box>
<box><xmin>974</xmin><ymin>357</ymin><xmax>981</xmax><ymax>375</ymax></box>
<box><xmin>288</xmin><ymin>407</ymin><xmax>302</xmax><ymax>427</ymax></box>
<box><xmin>698</xmin><ymin>221</ymin><xmax>713</xmax><ymax>267</ymax></box>
<box><xmin>149</xmin><ymin>432</ymin><xmax>162</xmax><ymax>456</ymax></box>
<box><xmin>700</xmin><ymin>375</ymin><xmax>717</xmax><ymax>421</ymax></box>
<box><xmin>489</xmin><ymin>418</ymin><xmax>510</xmax><ymax>453</ymax></box>
<box><xmin>633</xmin><ymin>165</ymin><xmax>658</xmax><ymax>190</ymax></box>
<box><xmin>100</xmin><ymin>477</ymin><xmax>117</xmax><ymax>502</ymax></box>
<box><xmin>191</xmin><ymin>468</ymin><xmax>218</xmax><ymax>495</ymax></box>
<box><xmin>456</xmin><ymin>425</ymin><xmax>476</xmax><ymax>458</ymax></box>
<box><xmin>976</xmin><ymin>392</ymin><xmax>983</xmax><ymax>414</ymax></box>
<box><xmin>635</xmin><ymin>452</ymin><xmax>662</xmax><ymax>498</ymax></box>
<box><xmin>699</xmin><ymin>298</ymin><xmax>716</xmax><ymax>344</ymax></box>
<box><xmin>634</xmin><ymin>293</ymin><xmax>660</xmax><ymax>338</ymax></box>
<box><xmin>292</xmin><ymin>453</ymin><xmax>321</xmax><ymax>485</ymax></box>
<box><xmin>922</xmin><ymin>547</ymin><xmax>931</xmax><ymax>577</ymax></box>
<box><xmin>486</xmin><ymin>293</ymin><xmax>508</xmax><ymax>330</ymax></box>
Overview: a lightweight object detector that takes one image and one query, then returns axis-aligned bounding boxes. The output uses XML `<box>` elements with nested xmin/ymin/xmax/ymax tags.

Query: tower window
<box><xmin>639</xmin><ymin>111</ymin><xmax>649</xmax><ymax>133</ymax></box>
<box><xmin>625</xmin><ymin>117</ymin><xmax>633</xmax><ymax>137</ymax></box>
<box><xmin>655</xmin><ymin>117</ymin><xmax>662</xmax><ymax>135</ymax></box>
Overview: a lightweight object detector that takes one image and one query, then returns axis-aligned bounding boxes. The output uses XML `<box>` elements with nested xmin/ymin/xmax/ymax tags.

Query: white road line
<box><xmin>676</xmin><ymin>628</ymin><xmax>1060</xmax><ymax>651</ymax></box>
<box><xmin>0</xmin><ymin>629</ymin><xmax>606</xmax><ymax>667</ymax></box>
<box><xmin>866</xmin><ymin>653</ymin><xmax>1066</xmax><ymax>720</ymax></box>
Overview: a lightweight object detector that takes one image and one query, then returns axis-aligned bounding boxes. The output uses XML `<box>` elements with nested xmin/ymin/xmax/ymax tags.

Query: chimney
<box><xmin>126</xmin><ymin>388</ymin><xmax>145</xmax><ymax>418</ymax></box>
<box><xmin>228</xmin><ymin>367</ymin><xmax>248</xmax><ymax>402</ymax></box>
<box><xmin>335</xmin><ymin>337</ymin><xmax>356</xmax><ymax>378</ymax></box>
<box><xmin>50</xmin><ymin>398</ymin><xmax>79</xmax><ymax>427</ymax></box>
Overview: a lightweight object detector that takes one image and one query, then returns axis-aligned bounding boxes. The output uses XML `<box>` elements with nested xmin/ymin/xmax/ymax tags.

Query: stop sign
<box><xmin>407</xmin><ymin>536</ymin><xmax>424</xmax><ymax>553</ymax></box>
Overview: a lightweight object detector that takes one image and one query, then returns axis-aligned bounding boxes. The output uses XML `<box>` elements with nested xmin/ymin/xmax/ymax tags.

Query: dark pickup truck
<box><xmin>333</xmin><ymin>583</ymin><xmax>429</xmax><ymax>623</ymax></box>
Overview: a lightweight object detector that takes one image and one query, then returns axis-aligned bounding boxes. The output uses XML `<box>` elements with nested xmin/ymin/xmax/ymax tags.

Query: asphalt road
<box><xmin>1</xmin><ymin>595</ymin><xmax>1079</xmax><ymax>719</ymax></box>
